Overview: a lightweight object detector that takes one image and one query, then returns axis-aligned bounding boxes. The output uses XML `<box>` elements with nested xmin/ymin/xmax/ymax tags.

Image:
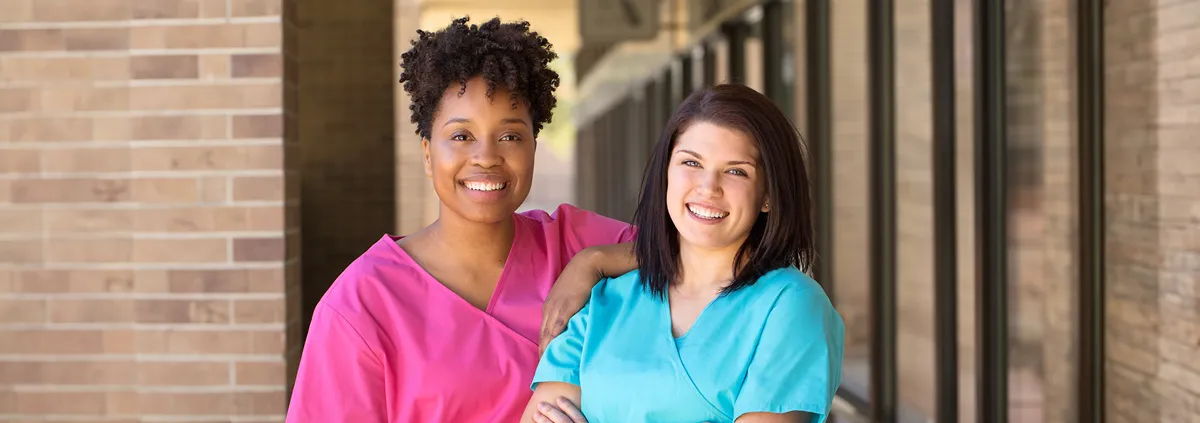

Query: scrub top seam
<box><xmin>318</xmin><ymin>302</ymin><xmax>385</xmax><ymax>366</ymax></box>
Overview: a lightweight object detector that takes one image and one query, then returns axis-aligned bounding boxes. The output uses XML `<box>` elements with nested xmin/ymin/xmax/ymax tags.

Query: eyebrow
<box><xmin>674</xmin><ymin>149</ymin><xmax>758</xmax><ymax>167</ymax></box>
<box><xmin>441</xmin><ymin>117</ymin><xmax>531</xmax><ymax>128</ymax></box>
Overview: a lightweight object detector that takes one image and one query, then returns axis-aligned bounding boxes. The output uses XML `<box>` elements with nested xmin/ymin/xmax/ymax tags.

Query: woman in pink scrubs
<box><xmin>285</xmin><ymin>17</ymin><xmax>636</xmax><ymax>423</ymax></box>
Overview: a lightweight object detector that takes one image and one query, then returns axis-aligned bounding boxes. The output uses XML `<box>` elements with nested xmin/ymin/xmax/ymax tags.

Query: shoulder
<box><xmin>586</xmin><ymin>270</ymin><xmax>646</xmax><ymax>309</ymax></box>
<box><xmin>516</xmin><ymin>203</ymin><xmax>598</xmax><ymax>224</ymax></box>
<box><xmin>752</xmin><ymin>267</ymin><xmax>841</xmax><ymax>328</ymax></box>
<box><xmin>755</xmin><ymin>266</ymin><xmax>825</xmax><ymax>294</ymax></box>
<box><xmin>314</xmin><ymin>236</ymin><xmax>422</xmax><ymax>336</ymax></box>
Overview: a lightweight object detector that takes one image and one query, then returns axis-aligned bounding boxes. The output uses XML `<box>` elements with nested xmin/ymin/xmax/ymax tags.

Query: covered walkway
<box><xmin>1</xmin><ymin>0</ymin><xmax>1197</xmax><ymax>422</ymax></box>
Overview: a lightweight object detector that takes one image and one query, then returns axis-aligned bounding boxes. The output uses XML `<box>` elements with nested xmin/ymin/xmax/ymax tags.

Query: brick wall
<box><xmin>1147</xmin><ymin>0</ymin><xmax>1200</xmax><ymax>419</ymax></box>
<box><xmin>1105</xmin><ymin>1</ymin><xmax>1200</xmax><ymax>422</ymax></box>
<box><xmin>0</xmin><ymin>0</ymin><xmax>295</xmax><ymax>420</ymax></box>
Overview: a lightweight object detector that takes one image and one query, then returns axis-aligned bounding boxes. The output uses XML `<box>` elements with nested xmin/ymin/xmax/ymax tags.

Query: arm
<box><xmin>520</xmin><ymin>382</ymin><xmax>584</xmax><ymax>423</ymax></box>
<box><xmin>285</xmin><ymin>303</ymin><xmax>386</xmax><ymax>423</ymax></box>
<box><xmin>529</xmin><ymin>278</ymin><xmax>597</xmax><ymax>423</ymax></box>
<box><xmin>577</xmin><ymin>242</ymin><xmax>637</xmax><ymax>279</ymax></box>
<box><xmin>735</xmin><ymin>412</ymin><xmax>815</xmax><ymax>423</ymax></box>
<box><xmin>540</xmin><ymin>242</ymin><xmax>635</xmax><ymax>355</ymax></box>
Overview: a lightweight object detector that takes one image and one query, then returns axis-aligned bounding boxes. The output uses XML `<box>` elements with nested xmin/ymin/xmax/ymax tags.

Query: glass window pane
<box><xmin>894</xmin><ymin>0</ymin><xmax>936</xmax><ymax>419</ymax></box>
<box><xmin>744</xmin><ymin>9</ymin><xmax>765</xmax><ymax>93</ymax></box>
<box><xmin>1004</xmin><ymin>0</ymin><xmax>1079</xmax><ymax>421</ymax></box>
<box><xmin>952</xmin><ymin>0</ymin><xmax>1080</xmax><ymax>421</ymax></box>
<box><xmin>778</xmin><ymin>0</ymin><xmax>797</xmax><ymax>117</ymax></box>
<box><xmin>713</xmin><ymin>36</ymin><xmax>730</xmax><ymax>84</ymax></box>
<box><xmin>954</xmin><ymin>0</ymin><xmax>977</xmax><ymax>420</ymax></box>
<box><xmin>829</xmin><ymin>0</ymin><xmax>871</xmax><ymax>406</ymax></box>
<box><xmin>788</xmin><ymin>0</ymin><xmax>806</xmax><ymax>131</ymax></box>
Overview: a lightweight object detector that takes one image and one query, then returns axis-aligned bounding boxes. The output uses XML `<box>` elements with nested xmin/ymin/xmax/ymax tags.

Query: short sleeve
<box><xmin>530</xmin><ymin>282</ymin><xmax>596</xmax><ymax>389</ymax></box>
<box><xmin>285</xmin><ymin>303</ymin><xmax>386</xmax><ymax>423</ymax></box>
<box><xmin>548</xmin><ymin>204</ymin><xmax>637</xmax><ymax>259</ymax></box>
<box><xmin>733</xmin><ymin>285</ymin><xmax>845</xmax><ymax>422</ymax></box>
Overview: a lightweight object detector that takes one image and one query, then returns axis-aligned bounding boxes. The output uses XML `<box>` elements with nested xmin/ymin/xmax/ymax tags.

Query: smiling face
<box><xmin>423</xmin><ymin>76</ymin><xmax>536</xmax><ymax>224</ymax></box>
<box><xmin>665</xmin><ymin>121</ymin><xmax>769</xmax><ymax>254</ymax></box>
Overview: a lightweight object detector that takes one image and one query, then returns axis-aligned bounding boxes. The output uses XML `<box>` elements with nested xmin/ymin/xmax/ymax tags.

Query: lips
<box><xmin>686</xmin><ymin>202</ymin><xmax>729</xmax><ymax>220</ymax></box>
<box><xmin>461</xmin><ymin>181</ymin><xmax>507</xmax><ymax>191</ymax></box>
<box><xmin>459</xmin><ymin>175</ymin><xmax>509</xmax><ymax>192</ymax></box>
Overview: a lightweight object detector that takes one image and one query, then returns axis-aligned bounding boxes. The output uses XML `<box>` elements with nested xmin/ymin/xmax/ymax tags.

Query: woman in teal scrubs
<box><xmin>521</xmin><ymin>84</ymin><xmax>844</xmax><ymax>423</ymax></box>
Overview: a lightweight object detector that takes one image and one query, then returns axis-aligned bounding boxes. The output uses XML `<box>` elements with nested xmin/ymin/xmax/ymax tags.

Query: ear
<box><xmin>761</xmin><ymin>199</ymin><xmax>770</xmax><ymax>213</ymax></box>
<box><xmin>422</xmin><ymin>138</ymin><xmax>433</xmax><ymax>177</ymax></box>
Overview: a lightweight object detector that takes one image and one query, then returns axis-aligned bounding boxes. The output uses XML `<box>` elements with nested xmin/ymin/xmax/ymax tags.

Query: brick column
<box><xmin>1105</xmin><ymin>1</ymin><xmax>1200</xmax><ymax>422</ymax></box>
<box><xmin>0</xmin><ymin>0</ymin><xmax>294</xmax><ymax>420</ymax></box>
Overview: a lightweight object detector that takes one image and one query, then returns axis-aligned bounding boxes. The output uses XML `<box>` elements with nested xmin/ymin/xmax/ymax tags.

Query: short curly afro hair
<box><xmin>399</xmin><ymin>16</ymin><xmax>561</xmax><ymax>140</ymax></box>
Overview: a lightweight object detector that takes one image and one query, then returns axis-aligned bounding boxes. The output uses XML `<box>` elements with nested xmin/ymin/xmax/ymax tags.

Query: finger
<box><xmin>540</xmin><ymin>304</ymin><xmax>553</xmax><ymax>338</ymax></box>
<box><xmin>536</xmin><ymin>402</ymin><xmax>574</xmax><ymax>423</ymax></box>
<box><xmin>539</xmin><ymin>307</ymin><xmax>557</xmax><ymax>355</ymax></box>
<box><xmin>555</xmin><ymin>397</ymin><xmax>588</xmax><ymax>423</ymax></box>
<box><xmin>538</xmin><ymin>326</ymin><xmax>551</xmax><ymax>357</ymax></box>
<box><xmin>546</xmin><ymin>316</ymin><xmax>566</xmax><ymax>339</ymax></box>
<box><xmin>539</xmin><ymin>314</ymin><xmax>568</xmax><ymax>357</ymax></box>
<box><xmin>538</xmin><ymin>328</ymin><xmax>550</xmax><ymax>357</ymax></box>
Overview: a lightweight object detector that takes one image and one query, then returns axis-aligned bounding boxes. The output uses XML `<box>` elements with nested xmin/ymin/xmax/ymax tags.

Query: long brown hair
<box><xmin>631</xmin><ymin>84</ymin><xmax>816</xmax><ymax>299</ymax></box>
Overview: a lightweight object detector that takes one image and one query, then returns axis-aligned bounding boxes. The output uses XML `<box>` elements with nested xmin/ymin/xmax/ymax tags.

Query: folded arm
<box><xmin>520</xmin><ymin>382</ymin><xmax>585</xmax><ymax>423</ymax></box>
<box><xmin>736</xmin><ymin>412</ymin><xmax>814</xmax><ymax>423</ymax></box>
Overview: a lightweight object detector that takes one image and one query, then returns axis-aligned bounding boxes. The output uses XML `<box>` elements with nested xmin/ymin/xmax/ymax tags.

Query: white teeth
<box><xmin>463</xmin><ymin>181</ymin><xmax>506</xmax><ymax>191</ymax></box>
<box><xmin>687</xmin><ymin>204</ymin><xmax>728</xmax><ymax>219</ymax></box>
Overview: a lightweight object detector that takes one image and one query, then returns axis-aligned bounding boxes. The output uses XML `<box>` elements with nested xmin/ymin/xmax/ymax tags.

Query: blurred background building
<box><xmin>0</xmin><ymin>0</ymin><xmax>1196</xmax><ymax>422</ymax></box>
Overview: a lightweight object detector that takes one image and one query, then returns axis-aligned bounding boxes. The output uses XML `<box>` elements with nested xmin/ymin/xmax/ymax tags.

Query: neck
<box><xmin>422</xmin><ymin>206</ymin><xmax>515</xmax><ymax>267</ymax></box>
<box><xmin>674</xmin><ymin>240</ymin><xmax>743</xmax><ymax>296</ymax></box>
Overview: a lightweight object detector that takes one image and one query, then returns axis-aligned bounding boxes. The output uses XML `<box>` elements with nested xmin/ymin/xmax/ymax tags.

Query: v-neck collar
<box><xmin>664</xmin><ymin>287</ymin><xmax>723</xmax><ymax>341</ymax></box>
<box><xmin>659</xmin><ymin>288</ymin><xmax>731</xmax><ymax>420</ymax></box>
<box><xmin>383</xmin><ymin>216</ymin><xmax>534</xmax><ymax>347</ymax></box>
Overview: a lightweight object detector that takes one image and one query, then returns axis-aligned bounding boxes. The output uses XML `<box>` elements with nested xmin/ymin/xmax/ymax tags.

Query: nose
<box><xmin>470</xmin><ymin>139</ymin><xmax>502</xmax><ymax>168</ymax></box>
<box><xmin>695</xmin><ymin>170</ymin><xmax>722</xmax><ymax>197</ymax></box>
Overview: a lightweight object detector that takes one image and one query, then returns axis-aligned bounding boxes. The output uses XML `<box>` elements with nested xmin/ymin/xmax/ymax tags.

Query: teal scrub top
<box><xmin>532</xmin><ymin>267</ymin><xmax>844</xmax><ymax>423</ymax></box>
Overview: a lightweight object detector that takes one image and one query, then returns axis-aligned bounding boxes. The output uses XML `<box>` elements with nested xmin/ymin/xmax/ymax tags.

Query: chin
<box><xmin>686</xmin><ymin>239</ymin><xmax>738</xmax><ymax>251</ymax></box>
<box><xmin>675</xmin><ymin>230</ymin><xmax>732</xmax><ymax>251</ymax></box>
<box><xmin>461</xmin><ymin>206</ymin><xmax>519</xmax><ymax>224</ymax></box>
<box><xmin>438</xmin><ymin>198</ymin><xmax>522</xmax><ymax>224</ymax></box>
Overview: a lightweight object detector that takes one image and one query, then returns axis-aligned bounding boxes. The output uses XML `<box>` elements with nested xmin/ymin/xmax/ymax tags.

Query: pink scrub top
<box><xmin>285</xmin><ymin>204</ymin><xmax>636</xmax><ymax>423</ymax></box>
